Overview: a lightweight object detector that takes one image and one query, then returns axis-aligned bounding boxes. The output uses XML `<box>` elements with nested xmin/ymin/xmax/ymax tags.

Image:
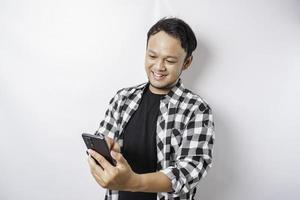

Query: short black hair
<box><xmin>147</xmin><ymin>17</ymin><xmax>197</xmax><ymax>60</ymax></box>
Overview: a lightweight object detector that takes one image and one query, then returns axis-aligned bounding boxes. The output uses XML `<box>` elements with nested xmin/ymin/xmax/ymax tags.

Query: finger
<box><xmin>87</xmin><ymin>155</ymin><xmax>109</xmax><ymax>182</ymax></box>
<box><xmin>105</xmin><ymin>136</ymin><xmax>114</xmax><ymax>150</ymax></box>
<box><xmin>104</xmin><ymin>136</ymin><xmax>121</xmax><ymax>153</ymax></box>
<box><xmin>111</xmin><ymin>140</ymin><xmax>121</xmax><ymax>153</ymax></box>
<box><xmin>87</xmin><ymin>157</ymin><xmax>106</xmax><ymax>186</ymax></box>
<box><xmin>110</xmin><ymin>150</ymin><xmax>127</xmax><ymax>165</ymax></box>
<box><xmin>88</xmin><ymin>149</ymin><xmax>114</xmax><ymax>171</ymax></box>
<box><xmin>92</xmin><ymin>171</ymin><xmax>105</xmax><ymax>186</ymax></box>
<box><xmin>87</xmin><ymin>154</ymin><xmax>104</xmax><ymax>171</ymax></box>
<box><xmin>87</xmin><ymin>156</ymin><xmax>115</xmax><ymax>189</ymax></box>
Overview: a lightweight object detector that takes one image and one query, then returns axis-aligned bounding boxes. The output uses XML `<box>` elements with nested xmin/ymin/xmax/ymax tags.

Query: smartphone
<box><xmin>82</xmin><ymin>133</ymin><xmax>116</xmax><ymax>166</ymax></box>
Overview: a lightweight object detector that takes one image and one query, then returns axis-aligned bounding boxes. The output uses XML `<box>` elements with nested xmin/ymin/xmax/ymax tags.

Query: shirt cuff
<box><xmin>97</xmin><ymin>127</ymin><xmax>115</xmax><ymax>139</ymax></box>
<box><xmin>159</xmin><ymin>166</ymin><xmax>188</xmax><ymax>195</ymax></box>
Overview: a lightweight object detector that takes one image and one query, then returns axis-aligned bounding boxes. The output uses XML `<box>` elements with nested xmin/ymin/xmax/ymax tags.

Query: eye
<box><xmin>149</xmin><ymin>54</ymin><xmax>156</xmax><ymax>59</ymax></box>
<box><xmin>166</xmin><ymin>60</ymin><xmax>176</xmax><ymax>64</ymax></box>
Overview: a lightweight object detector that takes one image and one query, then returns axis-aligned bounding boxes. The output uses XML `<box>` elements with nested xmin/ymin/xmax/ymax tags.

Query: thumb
<box><xmin>111</xmin><ymin>141</ymin><xmax>121</xmax><ymax>153</ymax></box>
<box><xmin>110</xmin><ymin>150</ymin><xmax>126</xmax><ymax>164</ymax></box>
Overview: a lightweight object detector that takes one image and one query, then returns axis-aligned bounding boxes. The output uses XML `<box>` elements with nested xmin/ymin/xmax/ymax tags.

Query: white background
<box><xmin>1</xmin><ymin>0</ymin><xmax>299</xmax><ymax>199</ymax></box>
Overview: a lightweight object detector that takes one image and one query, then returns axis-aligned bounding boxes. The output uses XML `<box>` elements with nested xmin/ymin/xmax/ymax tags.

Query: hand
<box><xmin>105</xmin><ymin>136</ymin><xmax>120</xmax><ymax>153</ymax></box>
<box><xmin>87</xmin><ymin>141</ymin><xmax>140</xmax><ymax>192</ymax></box>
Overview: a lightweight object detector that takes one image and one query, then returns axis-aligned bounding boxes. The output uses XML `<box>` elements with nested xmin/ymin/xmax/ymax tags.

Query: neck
<box><xmin>148</xmin><ymin>79</ymin><xmax>179</xmax><ymax>95</ymax></box>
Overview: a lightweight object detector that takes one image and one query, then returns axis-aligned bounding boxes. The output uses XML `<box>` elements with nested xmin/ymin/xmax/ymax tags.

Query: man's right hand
<box><xmin>105</xmin><ymin>136</ymin><xmax>121</xmax><ymax>153</ymax></box>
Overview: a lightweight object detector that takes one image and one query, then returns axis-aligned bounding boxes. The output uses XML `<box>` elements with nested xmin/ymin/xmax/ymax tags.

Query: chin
<box><xmin>147</xmin><ymin>71</ymin><xmax>177</xmax><ymax>89</ymax></box>
<box><xmin>149</xmin><ymin>79</ymin><xmax>173</xmax><ymax>90</ymax></box>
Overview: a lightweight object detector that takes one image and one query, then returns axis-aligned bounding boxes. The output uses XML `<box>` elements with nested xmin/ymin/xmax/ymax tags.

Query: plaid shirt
<box><xmin>95</xmin><ymin>78</ymin><xmax>215</xmax><ymax>200</ymax></box>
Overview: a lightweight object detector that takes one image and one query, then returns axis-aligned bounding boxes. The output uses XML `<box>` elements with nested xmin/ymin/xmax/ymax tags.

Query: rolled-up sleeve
<box><xmin>159</xmin><ymin>105</ymin><xmax>215</xmax><ymax>195</ymax></box>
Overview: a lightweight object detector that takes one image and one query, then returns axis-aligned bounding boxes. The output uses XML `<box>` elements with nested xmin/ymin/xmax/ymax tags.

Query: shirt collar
<box><xmin>141</xmin><ymin>78</ymin><xmax>185</xmax><ymax>105</ymax></box>
<box><xmin>164</xmin><ymin>78</ymin><xmax>185</xmax><ymax>105</ymax></box>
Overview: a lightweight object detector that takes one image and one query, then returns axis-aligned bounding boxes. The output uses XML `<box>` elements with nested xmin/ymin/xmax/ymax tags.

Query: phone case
<box><xmin>82</xmin><ymin>133</ymin><xmax>116</xmax><ymax>166</ymax></box>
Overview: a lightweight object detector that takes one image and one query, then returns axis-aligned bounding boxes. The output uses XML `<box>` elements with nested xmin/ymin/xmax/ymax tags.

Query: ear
<box><xmin>182</xmin><ymin>55</ymin><xmax>193</xmax><ymax>70</ymax></box>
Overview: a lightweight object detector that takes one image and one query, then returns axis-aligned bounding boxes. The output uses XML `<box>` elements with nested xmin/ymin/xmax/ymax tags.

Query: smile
<box><xmin>152</xmin><ymin>71</ymin><xmax>167</xmax><ymax>80</ymax></box>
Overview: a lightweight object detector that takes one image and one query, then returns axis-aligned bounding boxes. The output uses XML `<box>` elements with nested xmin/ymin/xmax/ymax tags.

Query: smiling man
<box><xmin>87</xmin><ymin>17</ymin><xmax>215</xmax><ymax>200</ymax></box>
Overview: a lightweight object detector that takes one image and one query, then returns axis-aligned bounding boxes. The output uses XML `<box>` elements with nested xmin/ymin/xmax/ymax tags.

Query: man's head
<box><xmin>145</xmin><ymin>17</ymin><xmax>197</xmax><ymax>94</ymax></box>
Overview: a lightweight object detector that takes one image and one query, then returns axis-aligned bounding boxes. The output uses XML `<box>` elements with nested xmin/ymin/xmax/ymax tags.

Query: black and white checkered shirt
<box><xmin>95</xmin><ymin>78</ymin><xmax>215</xmax><ymax>200</ymax></box>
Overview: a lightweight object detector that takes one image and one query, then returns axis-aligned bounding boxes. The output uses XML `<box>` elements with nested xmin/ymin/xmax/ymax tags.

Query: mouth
<box><xmin>152</xmin><ymin>71</ymin><xmax>167</xmax><ymax>81</ymax></box>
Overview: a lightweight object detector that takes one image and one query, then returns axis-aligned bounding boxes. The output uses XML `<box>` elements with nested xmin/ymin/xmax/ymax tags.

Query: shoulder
<box><xmin>113</xmin><ymin>82</ymin><xmax>147</xmax><ymax>99</ymax></box>
<box><xmin>181</xmin><ymin>88</ymin><xmax>213</xmax><ymax>114</ymax></box>
<box><xmin>181</xmin><ymin>88</ymin><xmax>214</xmax><ymax>129</ymax></box>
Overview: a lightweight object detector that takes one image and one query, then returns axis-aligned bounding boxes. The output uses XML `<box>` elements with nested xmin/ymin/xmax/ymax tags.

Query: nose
<box><xmin>154</xmin><ymin>59</ymin><xmax>166</xmax><ymax>71</ymax></box>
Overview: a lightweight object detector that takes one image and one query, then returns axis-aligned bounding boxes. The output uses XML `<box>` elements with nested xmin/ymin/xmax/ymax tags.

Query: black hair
<box><xmin>147</xmin><ymin>17</ymin><xmax>197</xmax><ymax>60</ymax></box>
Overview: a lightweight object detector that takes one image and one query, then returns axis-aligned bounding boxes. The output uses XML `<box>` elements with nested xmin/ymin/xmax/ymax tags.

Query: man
<box><xmin>87</xmin><ymin>17</ymin><xmax>215</xmax><ymax>200</ymax></box>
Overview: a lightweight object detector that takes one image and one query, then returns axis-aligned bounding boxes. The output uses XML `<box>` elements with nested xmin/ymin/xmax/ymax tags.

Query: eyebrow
<box><xmin>148</xmin><ymin>49</ymin><xmax>178</xmax><ymax>59</ymax></box>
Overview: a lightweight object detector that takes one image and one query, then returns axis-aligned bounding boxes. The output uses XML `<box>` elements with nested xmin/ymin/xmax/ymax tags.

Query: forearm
<box><xmin>131</xmin><ymin>171</ymin><xmax>172</xmax><ymax>193</ymax></box>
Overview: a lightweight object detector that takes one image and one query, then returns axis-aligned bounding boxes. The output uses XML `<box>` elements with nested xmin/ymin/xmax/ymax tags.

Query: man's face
<box><xmin>145</xmin><ymin>31</ymin><xmax>192</xmax><ymax>94</ymax></box>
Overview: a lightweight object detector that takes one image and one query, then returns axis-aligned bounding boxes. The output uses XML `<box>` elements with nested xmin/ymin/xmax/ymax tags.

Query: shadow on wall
<box><xmin>181</xmin><ymin>39</ymin><xmax>238</xmax><ymax>200</ymax></box>
<box><xmin>181</xmin><ymin>38</ymin><xmax>211</xmax><ymax>91</ymax></box>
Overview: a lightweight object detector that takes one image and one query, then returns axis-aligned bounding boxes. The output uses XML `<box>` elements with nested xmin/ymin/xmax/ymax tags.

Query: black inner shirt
<box><xmin>118</xmin><ymin>84</ymin><xmax>165</xmax><ymax>200</ymax></box>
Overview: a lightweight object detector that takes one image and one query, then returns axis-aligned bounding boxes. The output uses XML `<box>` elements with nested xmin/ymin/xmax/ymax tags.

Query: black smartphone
<box><xmin>82</xmin><ymin>133</ymin><xmax>116</xmax><ymax>166</ymax></box>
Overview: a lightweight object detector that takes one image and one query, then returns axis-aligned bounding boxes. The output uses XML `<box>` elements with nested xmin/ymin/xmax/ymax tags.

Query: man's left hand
<box><xmin>87</xmin><ymin>147</ymin><xmax>140</xmax><ymax>192</ymax></box>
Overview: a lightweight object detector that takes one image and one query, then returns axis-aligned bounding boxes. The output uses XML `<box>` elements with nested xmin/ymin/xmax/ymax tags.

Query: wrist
<box><xmin>129</xmin><ymin>173</ymin><xmax>143</xmax><ymax>192</ymax></box>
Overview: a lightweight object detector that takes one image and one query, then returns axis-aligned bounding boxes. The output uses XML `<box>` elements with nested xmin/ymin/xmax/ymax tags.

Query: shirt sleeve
<box><xmin>159</xmin><ymin>104</ymin><xmax>215</xmax><ymax>195</ymax></box>
<box><xmin>95</xmin><ymin>89</ymin><xmax>123</xmax><ymax>139</ymax></box>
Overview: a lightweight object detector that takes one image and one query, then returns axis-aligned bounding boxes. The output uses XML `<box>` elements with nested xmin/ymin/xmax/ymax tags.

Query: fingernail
<box><xmin>111</xmin><ymin>151</ymin><xmax>116</xmax><ymax>158</ymax></box>
<box><xmin>88</xmin><ymin>149</ymin><xmax>93</xmax><ymax>154</ymax></box>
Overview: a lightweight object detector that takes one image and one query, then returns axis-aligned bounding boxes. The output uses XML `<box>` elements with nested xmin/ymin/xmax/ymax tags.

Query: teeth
<box><xmin>154</xmin><ymin>72</ymin><xmax>164</xmax><ymax>77</ymax></box>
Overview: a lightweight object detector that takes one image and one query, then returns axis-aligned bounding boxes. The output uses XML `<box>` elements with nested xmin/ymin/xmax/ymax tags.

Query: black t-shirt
<box><xmin>118</xmin><ymin>84</ymin><xmax>165</xmax><ymax>200</ymax></box>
